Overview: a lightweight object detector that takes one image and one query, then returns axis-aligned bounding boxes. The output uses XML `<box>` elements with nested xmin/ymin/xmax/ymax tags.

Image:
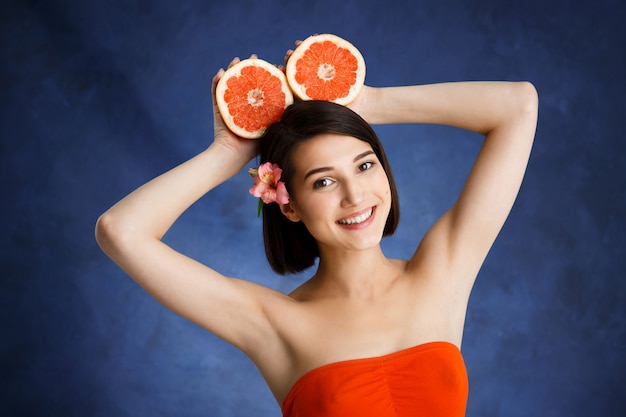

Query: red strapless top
<box><xmin>281</xmin><ymin>341</ymin><xmax>468</xmax><ymax>417</ymax></box>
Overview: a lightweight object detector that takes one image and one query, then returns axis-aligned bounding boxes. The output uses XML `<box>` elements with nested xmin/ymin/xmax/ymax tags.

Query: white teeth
<box><xmin>338</xmin><ymin>208</ymin><xmax>373</xmax><ymax>225</ymax></box>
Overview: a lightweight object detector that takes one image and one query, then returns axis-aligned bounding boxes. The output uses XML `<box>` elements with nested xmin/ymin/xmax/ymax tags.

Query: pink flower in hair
<box><xmin>249</xmin><ymin>162</ymin><xmax>290</xmax><ymax>206</ymax></box>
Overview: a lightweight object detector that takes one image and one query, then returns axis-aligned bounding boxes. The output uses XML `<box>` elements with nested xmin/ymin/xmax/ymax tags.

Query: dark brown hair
<box><xmin>257</xmin><ymin>100</ymin><xmax>400</xmax><ymax>274</ymax></box>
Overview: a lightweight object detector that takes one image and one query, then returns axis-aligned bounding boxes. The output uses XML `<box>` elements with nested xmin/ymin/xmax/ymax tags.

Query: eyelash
<box><xmin>312</xmin><ymin>161</ymin><xmax>376</xmax><ymax>189</ymax></box>
<box><xmin>358</xmin><ymin>161</ymin><xmax>374</xmax><ymax>171</ymax></box>
<box><xmin>313</xmin><ymin>178</ymin><xmax>334</xmax><ymax>189</ymax></box>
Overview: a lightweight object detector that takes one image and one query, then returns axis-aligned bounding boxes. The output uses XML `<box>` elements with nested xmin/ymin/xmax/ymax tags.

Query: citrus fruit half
<box><xmin>216</xmin><ymin>58</ymin><xmax>294</xmax><ymax>139</ymax></box>
<box><xmin>285</xmin><ymin>34</ymin><xmax>366</xmax><ymax>105</ymax></box>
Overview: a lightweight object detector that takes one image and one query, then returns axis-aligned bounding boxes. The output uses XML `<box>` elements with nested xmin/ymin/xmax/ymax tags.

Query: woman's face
<box><xmin>282</xmin><ymin>134</ymin><xmax>392</xmax><ymax>253</ymax></box>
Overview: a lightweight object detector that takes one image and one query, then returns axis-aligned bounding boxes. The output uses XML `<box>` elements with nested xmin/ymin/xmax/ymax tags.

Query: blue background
<box><xmin>2</xmin><ymin>0</ymin><xmax>625</xmax><ymax>416</ymax></box>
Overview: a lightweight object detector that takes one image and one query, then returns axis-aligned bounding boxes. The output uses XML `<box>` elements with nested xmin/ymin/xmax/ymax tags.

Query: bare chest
<box><xmin>292</xmin><ymin>289</ymin><xmax>453</xmax><ymax>371</ymax></box>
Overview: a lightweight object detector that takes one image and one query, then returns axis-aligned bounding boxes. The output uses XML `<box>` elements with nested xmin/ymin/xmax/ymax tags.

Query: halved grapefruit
<box><xmin>216</xmin><ymin>58</ymin><xmax>294</xmax><ymax>139</ymax></box>
<box><xmin>285</xmin><ymin>34</ymin><xmax>365</xmax><ymax>105</ymax></box>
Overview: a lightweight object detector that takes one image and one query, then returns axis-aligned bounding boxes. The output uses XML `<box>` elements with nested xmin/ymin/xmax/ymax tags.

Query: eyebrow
<box><xmin>303</xmin><ymin>150</ymin><xmax>375</xmax><ymax>180</ymax></box>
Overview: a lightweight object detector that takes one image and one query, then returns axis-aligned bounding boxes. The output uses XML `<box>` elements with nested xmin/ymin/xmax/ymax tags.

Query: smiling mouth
<box><xmin>337</xmin><ymin>208</ymin><xmax>374</xmax><ymax>225</ymax></box>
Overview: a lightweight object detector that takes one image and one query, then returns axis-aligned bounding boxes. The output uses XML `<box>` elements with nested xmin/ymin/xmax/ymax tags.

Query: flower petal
<box><xmin>260</xmin><ymin>188</ymin><xmax>277</xmax><ymax>204</ymax></box>
<box><xmin>275</xmin><ymin>182</ymin><xmax>289</xmax><ymax>204</ymax></box>
<box><xmin>257</xmin><ymin>163</ymin><xmax>275</xmax><ymax>184</ymax></box>
<box><xmin>249</xmin><ymin>179</ymin><xmax>270</xmax><ymax>197</ymax></box>
<box><xmin>270</xmin><ymin>165</ymin><xmax>282</xmax><ymax>184</ymax></box>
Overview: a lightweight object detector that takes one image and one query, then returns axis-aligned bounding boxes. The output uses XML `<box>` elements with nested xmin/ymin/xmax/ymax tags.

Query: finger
<box><xmin>284</xmin><ymin>49</ymin><xmax>293</xmax><ymax>64</ymax></box>
<box><xmin>212</xmin><ymin>67</ymin><xmax>225</xmax><ymax>85</ymax></box>
<box><xmin>213</xmin><ymin>67</ymin><xmax>225</xmax><ymax>82</ymax></box>
<box><xmin>227</xmin><ymin>57</ymin><xmax>241</xmax><ymax>69</ymax></box>
<box><xmin>211</xmin><ymin>68</ymin><xmax>224</xmax><ymax>98</ymax></box>
<box><xmin>285</xmin><ymin>40</ymin><xmax>302</xmax><ymax>63</ymax></box>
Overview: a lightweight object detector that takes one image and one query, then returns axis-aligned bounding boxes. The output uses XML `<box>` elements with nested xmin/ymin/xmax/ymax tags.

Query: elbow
<box><xmin>95</xmin><ymin>211</ymin><xmax>131</xmax><ymax>256</ymax></box>
<box><xmin>515</xmin><ymin>81</ymin><xmax>539</xmax><ymax>118</ymax></box>
<box><xmin>488</xmin><ymin>81</ymin><xmax>538</xmax><ymax>138</ymax></box>
<box><xmin>94</xmin><ymin>212</ymin><xmax>115</xmax><ymax>254</ymax></box>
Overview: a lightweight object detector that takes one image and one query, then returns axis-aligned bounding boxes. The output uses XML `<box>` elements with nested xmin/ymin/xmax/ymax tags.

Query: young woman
<box><xmin>96</xmin><ymin>53</ymin><xmax>538</xmax><ymax>416</ymax></box>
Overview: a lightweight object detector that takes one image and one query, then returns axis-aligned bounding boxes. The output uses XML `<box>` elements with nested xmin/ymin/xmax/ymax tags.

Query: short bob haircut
<box><xmin>257</xmin><ymin>100</ymin><xmax>400</xmax><ymax>275</ymax></box>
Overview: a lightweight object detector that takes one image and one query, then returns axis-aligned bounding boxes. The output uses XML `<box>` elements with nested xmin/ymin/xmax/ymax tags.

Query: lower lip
<box><xmin>337</xmin><ymin>207</ymin><xmax>376</xmax><ymax>230</ymax></box>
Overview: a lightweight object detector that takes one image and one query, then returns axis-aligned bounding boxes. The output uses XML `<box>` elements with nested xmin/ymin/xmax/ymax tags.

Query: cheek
<box><xmin>291</xmin><ymin>194</ymin><xmax>325</xmax><ymax>223</ymax></box>
<box><xmin>378</xmin><ymin>174</ymin><xmax>392</xmax><ymax>196</ymax></box>
<box><xmin>379</xmin><ymin>176</ymin><xmax>393</xmax><ymax>212</ymax></box>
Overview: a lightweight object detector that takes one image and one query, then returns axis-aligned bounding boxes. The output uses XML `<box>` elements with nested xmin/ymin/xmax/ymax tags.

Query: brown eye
<box><xmin>313</xmin><ymin>178</ymin><xmax>334</xmax><ymax>189</ymax></box>
<box><xmin>358</xmin><ymin>161</ymin><xmax>374</xmax><ymax>171</ymax></box>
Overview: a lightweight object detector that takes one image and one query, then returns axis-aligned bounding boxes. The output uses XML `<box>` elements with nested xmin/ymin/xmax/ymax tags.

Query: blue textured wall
<box><xmin>2</xmin><ymin>0</ymin><xmax>625</xmax><ymax>416</ymax></box>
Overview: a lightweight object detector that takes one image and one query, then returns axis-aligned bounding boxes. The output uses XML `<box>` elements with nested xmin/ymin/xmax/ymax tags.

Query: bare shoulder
<box><xmin>287</xmin><ymin>277</ymin><xmax>318</xmax><ymax>301</ymax></box>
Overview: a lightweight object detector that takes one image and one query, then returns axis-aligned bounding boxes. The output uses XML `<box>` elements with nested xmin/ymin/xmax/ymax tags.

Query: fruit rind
<box><xmin>216</xmin><ymin>58</ymin><xmax>294</xmax><ymax>139</ymax></box>
<box><xmin>285</xmin><ymin>34</ymin><xmax>366</xmax><ymax>106</ymax></box>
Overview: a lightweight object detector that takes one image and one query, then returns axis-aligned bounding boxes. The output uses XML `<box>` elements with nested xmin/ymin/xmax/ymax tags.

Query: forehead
<box><xmin>292</xmin><ymin>134</ymin><xmax>374</xmax><ymax>173</ymax></box>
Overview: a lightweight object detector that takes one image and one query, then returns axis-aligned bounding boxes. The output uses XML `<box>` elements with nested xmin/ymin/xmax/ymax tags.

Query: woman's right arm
<box><xmin>95</xmin><ymin>67</ymin><xmax>288</xmax><ymax>354</ymax></box>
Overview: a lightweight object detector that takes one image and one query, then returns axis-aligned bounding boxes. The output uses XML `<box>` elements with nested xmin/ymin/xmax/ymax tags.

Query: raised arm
<box><xmin>95</xmin><ymin>67</ymin><xmax>287</xmax><ymax>354</ymax></box>
<box><xmin>356</xmin><ymin>82</ymin><xmax>538</xmax><ymax>292</ymax></box>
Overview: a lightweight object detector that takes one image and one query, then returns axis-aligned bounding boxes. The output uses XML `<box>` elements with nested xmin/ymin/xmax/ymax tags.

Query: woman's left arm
<box><xmin>355</xmin><ymin>82</ymin><xmax>538</xmax><ymax>292</ymax></box>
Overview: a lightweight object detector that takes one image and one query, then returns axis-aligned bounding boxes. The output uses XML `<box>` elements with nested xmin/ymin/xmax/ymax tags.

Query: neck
<box><xmin>311</xmin><ymin>245</ymin><xmax>400</xmax><ymax>300</ymax></box>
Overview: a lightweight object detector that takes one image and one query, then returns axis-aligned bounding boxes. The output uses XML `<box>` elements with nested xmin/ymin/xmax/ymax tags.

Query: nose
<box><xmin>341</xmin><ymin>178</ymin><xmax>365</xmax><ymax>207</ymax></box>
